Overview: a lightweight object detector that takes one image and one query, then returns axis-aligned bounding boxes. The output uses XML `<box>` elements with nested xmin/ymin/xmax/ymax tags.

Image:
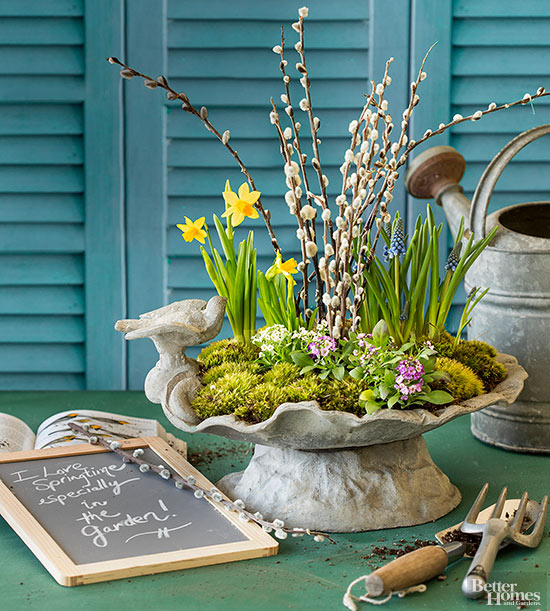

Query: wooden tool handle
<box><xmin>364</xmin><ymin>546</ymin><xmax>448</xmax><ymax>596</ymax></box>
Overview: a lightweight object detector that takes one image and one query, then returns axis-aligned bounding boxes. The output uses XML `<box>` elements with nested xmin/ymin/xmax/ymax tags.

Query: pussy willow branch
<box><xmin>277</xmin><ymin>31</ymin><xmax>325</xmax><ymax>317</ymax></box>
<box><xmin>68</xmin><ymin>423</ymin><xmax>335</xmax><ymax>544</ymax></box>
<box><xmin>270</xmin><ymin>100</ymin><xmax>311</xmax><ymax>313</ymax></box>
<box><xmin>107</xmin><ymin>56</ymin><xmax>281</xmax><ymax>255</ymax></box>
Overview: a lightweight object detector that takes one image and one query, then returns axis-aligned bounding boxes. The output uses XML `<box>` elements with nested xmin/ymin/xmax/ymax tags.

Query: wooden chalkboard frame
<box><xmin>0</xmin><ymin>437</ymin><xmax>278</xmax><ymax>586</ymax></box>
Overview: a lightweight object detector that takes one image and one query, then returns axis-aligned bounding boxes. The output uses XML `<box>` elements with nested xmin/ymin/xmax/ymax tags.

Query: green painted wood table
<box><xmin>0</xmin><ymin>392</ymin><xmax>548</xmax><ymax>611</ymax></box>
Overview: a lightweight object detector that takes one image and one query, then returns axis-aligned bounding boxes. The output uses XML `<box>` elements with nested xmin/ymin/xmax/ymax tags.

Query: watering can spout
<box><xmin>405</xmin><ymin>145</ymin><xmax>471</xmax><ymax>237</ymax></box>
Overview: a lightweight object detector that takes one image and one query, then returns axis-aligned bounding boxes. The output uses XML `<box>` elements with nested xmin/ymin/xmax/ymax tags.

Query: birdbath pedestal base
<box><xmin>217</xmin><ymin>435</ymin><xmax>460</xmax><ymax>533</ymax></box>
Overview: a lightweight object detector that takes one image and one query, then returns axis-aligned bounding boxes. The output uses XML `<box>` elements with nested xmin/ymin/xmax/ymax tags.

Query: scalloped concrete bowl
<box><xmin>162</xmin><ymin>353</ymin><xmax>526</xmax><ymax>450</ymax></box>
<box><xmin>159</xmin><ymin>354</ymin><xmax>527</xmax><ymax>532</ymax></box>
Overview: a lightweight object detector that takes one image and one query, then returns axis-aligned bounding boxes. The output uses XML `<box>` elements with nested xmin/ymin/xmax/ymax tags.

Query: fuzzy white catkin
<box><xmin>335</xmin><ymin>216</ymin><xmax>345</xmax><ymax>229</ymax></box>
<box><xmin>381</xmin><ymin>100</ymin><xmax>388</xmax><ymax>110</ymax></box>
<box><xmin>348</xmin><ymin>120</ymin><xmax>358</xmax><ymax>133</ymax></box>
<box><xmin>269</xmin><ymin>111</ymin><xmax>277</xmax><ymax>125</ymax></box>
<box><xmin>360</xmin><ymin>141</ymin><xmax>369</xmax><ymax>153</ymax></box>
<box><xmin>300</xmin><ymin>204</ymin><xmax>316</xmax><ymax>220</ymax></box>
<box><xmin>296</xmin><ymin>228</ymin><xmax>306</xmax><ymax>240</ymax></box>
<box><xmin>295</xmin><ymin>186</ymin><xmax>302</xmax><ymax>198</ymax></box>
<box><xmin>375</xmin><ymin>83</ymin><xmax>384</xmax><ymax>96</ymax></box>
<box><xmin>352</xmin><ymin>197</ymin><xmax>361</xmax><ymax>209</ymax></box>
<box><xmin>305</xmin><ymin>241</ymin><xmax>318</xmax><ymax>257</ymax></box>
<box><xmin>420</xmin><ymin>71</ymin><xmax>427</xmax><ymax>81</ymax></box>
<box><xmin>344</xmin><ymin>149</ymin><xmax>354</xmax><ymax>162</ymax></box>
<box><xmin>285</xmin><ymin>190</ymin><xmax>296</xmax><ymax>205</ymax></box>
<box><xmin>298</xmin><ymin>6</ymin><xmax>309</xmax><ymax>17</ymax></box>
<box><xmin>283</xmin><ymin>75</ymin><xmax>290</xmax><ymax>84</ymax></box>
<box><xmin>453</xmin><ymin>113</ymin><xmax>463</xmax><ymax>121</ymax></box>
<box><xmin>284</xmin><ymin>161</ymin><xmax>300</xmax><ymax>177</ymax></box>
<box><xmin>322</xmin><ymin>293</ymin><xmax>331</xmax><ymax>306</ymax></box>
<box><xmin>272</xmin><ymin>45</ymin><xmax>282</xmax><ymax>54</ymax></box>
<box><xmin>472</xmin><ymin>110</ymin><xmax>483</xmax><ymax>120</ymax></box>
<box><xmin>329</xmin><ymin>260</ymin><xmax>336</xmax><ymax>272</ymax></box>
<box><xmin>336</xmin><ymin>194</ymin><xmax>346</xmax><ymax>205</ymax></box>
<box><xmin>325</xmin><ymin>243</ymin><xmax>334</xmax><ymax>256</ymax></box>
<box><xmin>322</xmin><ymin>175</ymin><xmax>329</xmax><ymax>187</ymax></box>
<box><xmin>488</xmin><ymin>102</ymin><xmax>497</xmax><ymax>110</ymax></box>
<box><xmin>283</xmin><ymin>127</ymin><xmax>292</xmax><ymax>139</ymax></box>
<box><xmin>295</xmin><ymin>41</ymin><xmax>303</xmax><ymax>52</ymax></box>
<box><xmin>299</xmin><ymin>99</ymin><xmax>309</xmax><ymax>111</ymax></box>
<box><xmin>321</xmin><ymin>208</ymin><xmax>331</xmax><ymax>222</ymax></box>
<box><xmin>330</xmin><ymin>296</ymin><xmax>340</xmax><ymax>308</ymax></box>
<box><xmin>222</xmin><ymin>130</ymin><xmax>230</xmax><ymax>144</ymax></box>
<box><xmin>281</xmin><ymin>93</ymin><xmax>289</xmax><ymax>104</ymax></box>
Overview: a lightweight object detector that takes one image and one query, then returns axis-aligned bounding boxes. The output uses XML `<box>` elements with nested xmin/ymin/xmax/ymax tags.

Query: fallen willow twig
<box><xmin>68</xmin><ymin>422</ymin><xmax>335</xmax><ymax>544</ymax></box>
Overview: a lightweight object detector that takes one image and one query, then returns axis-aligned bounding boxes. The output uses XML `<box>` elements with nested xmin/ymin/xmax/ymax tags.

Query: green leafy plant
<box><xmin>200</xmin><ymin>215</ymin><xmax>257</xmax><ymax>344</ymax></box>
<box><xmin>359</xmin><ymin>205</ymin><xmax>498</xmax><ymax>344</ymax></box>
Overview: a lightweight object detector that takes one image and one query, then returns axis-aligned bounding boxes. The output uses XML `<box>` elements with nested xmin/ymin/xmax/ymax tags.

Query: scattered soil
<box><xmin>187</xmin><ymin>444</ymin><xmax>251</xmax><ymax>467</ymax></box>
<box><xmin>439</xmin><ymin>529</ymin><xmax>482</xmax><ymax>557</ymax></box>
<box><xmin>361</xmin><ymin>538</ymin><xmax>437</xmax><ymax>562</ymax></box>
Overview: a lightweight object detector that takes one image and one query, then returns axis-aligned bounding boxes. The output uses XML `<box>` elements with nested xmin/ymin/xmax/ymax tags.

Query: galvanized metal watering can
<box><xmin>405</xmin><ymin>125</ymin><xmax>550</xmax><ymax>453</ymax></box>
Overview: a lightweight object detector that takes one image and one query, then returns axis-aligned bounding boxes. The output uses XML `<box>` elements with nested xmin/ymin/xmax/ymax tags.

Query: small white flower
<box><xmin>298</xmin><ymin>6</ymin><xmax>309</xmax><ymax>17</ymax></box>
<box><xmin>272</xmin><ymin>45</ymin><xmax>282</xmax><ymax>55</ymax></box>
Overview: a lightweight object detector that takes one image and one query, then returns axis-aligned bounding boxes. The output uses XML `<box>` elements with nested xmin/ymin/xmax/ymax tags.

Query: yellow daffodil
<box><xmin>177</xmin><ymin>217</ymin><xmax>207</xmax><ymax>244</ymax></box>
<box><xmin>266</xmin><ymin>252</ymin><xmax>299</xmax><ymax>285</ymax></box>
<box><xmin>221</xmin><ymin>180</ymin><xmax>260</xmax><ymax>227</ymax></box>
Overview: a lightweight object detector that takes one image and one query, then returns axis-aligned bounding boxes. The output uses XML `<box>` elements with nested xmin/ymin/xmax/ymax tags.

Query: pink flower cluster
<box><xmin>394</xmin><ymin>357</ymin><xmax>425</xmax><ymax>399</ymax></box>
<box><xmin>308</xmin><ymin>336</ymin><xmax>338</xmax><ymax>359</ymax></box>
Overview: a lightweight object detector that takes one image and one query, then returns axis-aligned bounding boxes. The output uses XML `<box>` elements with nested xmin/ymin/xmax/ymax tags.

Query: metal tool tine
<box><xmin>463</xmin><ymin>483</ymin><xmax>489</xmax><ymax>525</ymax></box>
<box><xmin>490</xmin><ymin>487</ymin><xmax>508</xmax><ymax>519</ymax></box>
<box><xmin>510</xmin><ymin>491</ymin><xmax>529</xmax><ymax>532</ymax></box>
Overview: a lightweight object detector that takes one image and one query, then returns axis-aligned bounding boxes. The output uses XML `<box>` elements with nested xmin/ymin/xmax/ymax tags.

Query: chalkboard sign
<box><xmin>0</xmin><ymin>437</ymin><xmax>277</xmax><ymax>585</ymax></box>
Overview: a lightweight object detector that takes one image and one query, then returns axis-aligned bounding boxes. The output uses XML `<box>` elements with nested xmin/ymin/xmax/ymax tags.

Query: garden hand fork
<box><xmin>461</xmin><ymin>483</ymin><xmax>548</xmax><ymax>599</ymax></box>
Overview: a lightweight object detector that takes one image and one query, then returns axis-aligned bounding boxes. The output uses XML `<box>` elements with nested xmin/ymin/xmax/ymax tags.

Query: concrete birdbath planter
<box><xmin>116</xmin><ymin>298</ymin><xmax>527</xmax><ymax>533</ymax></box>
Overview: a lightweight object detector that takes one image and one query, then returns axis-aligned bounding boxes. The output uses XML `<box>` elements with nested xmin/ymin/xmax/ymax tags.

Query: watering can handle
<box><xmin>470</xmin><ymin>124</ymin><xmax>550</xmax><ymax>239</ymax></box>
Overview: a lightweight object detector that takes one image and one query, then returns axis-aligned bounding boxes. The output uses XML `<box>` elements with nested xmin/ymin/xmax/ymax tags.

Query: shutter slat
<box><xmin>0</xmin><ymin>136</ymin><xmax>82</xmax><ymax>164</ymax></box>
<box><xmin>169</xmin><ymin>49</ymin><xmax>368</xmax><ymax>79</ymax></box>
<box><xmin>0</xmin><ymin>315</ymin><xmax>84</xmax><ymax>343</ymax></box>
<box><xmin>0</xmin><ymin>344</ymin><xmax>84</xmax><ymax>373</ymax></box>
<box><xmin>168</xmin><ymin>20</ymin><xmax>368</xmax><ymax>49</ymax></box>
<box><xmin>453</xmin><ymin>47</ymin><xmax>550</xmax><ymax>76</ymax></box>
<box><xmin>0</xmin><ymin>104</ymin><xmax>82</xmax><ymax>135</ymax></box>
<box><xmin>0</xmin><ymin>194</ymin><xmax>83</xmax><ymax>223</ymax></box>
<box><xmin>0</xmin><ymin>75</ymin><xmax>84</xmax><ymax>101</ymax></box>
<box><xmin>0</xmin><ymin>255</ymin><xmax>83</xmax><ymax>285</ymax></box>
<box><xmin>0</xmin><ymin>166</ymin><xmax>83</xmax><ymax>193</ymax></box>
<box><xmin>0</xmin><ymin>0</ymin><xmax>83</xmax><ymax>17</ymax></box>
<box><xmin>168</xmin><ymin>1</ymin><xmax>369</xmax><ymax>20</ymax></box>
<box><xmin>0</xmin><ymin>224</ymin><xmax>84</xmax><ymax>253</ymax></box>
<box><xmin>0</xmin><ymin>17</ymin><xmax>83</xmax><ymax>45</ymax></box>
<box><xmin>453</xmin><ymin>18</ymin><xmax>550</xmax><ymax>46</ymax></box>
<box><xmin>0</xmin><ymin>287</ymin><xmax>84</xmax><ymax>315</ymax></box>
<box><xmin>0</xmin><ymin>45</ymin><xmax>83</xmax><ymax>75</ymax></box>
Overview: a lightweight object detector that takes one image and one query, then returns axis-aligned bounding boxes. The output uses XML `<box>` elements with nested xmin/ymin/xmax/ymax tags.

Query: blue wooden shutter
<box><xmin>0</xmin><ymin>0</ymin><xmax>125</xmax><ymax>390</ymax></box>
<box><xmin>410</xmin><ymin>0</ymin><xmax>550</xmax><ymax>328</ymax></box>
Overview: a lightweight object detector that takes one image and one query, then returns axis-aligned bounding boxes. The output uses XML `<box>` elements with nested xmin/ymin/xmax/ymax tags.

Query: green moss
<box><xmin>263</xmin><ymin>362</ymin><xmax>302</xmax><ymax>385</ymax></box>
<box><xmin>317</xmin><ymin>378</ymin><xmax>369</xmax><ymax>416</ymax></box>
<box><xmin>432</xmin><ymin>334</ymin><xmax>505</xmax><ymax>392</ymax></box>
<box><xmin>434</xmin><ymin>357</ymin><xmax>484</xmax><ymax>401</ymax></box>
<box><xmin>197</xmin><ymin>338</ymin><xmax>260</xmax><ymax>369</ymax></box>
<box><xmin>191</xmin><ymin>369</ymin><xmax>262</xmax><ymax>419</ymax></box>
<box><xmin>233</xmin><ymin>383</ymin><xmax>290</xmax><ymax>423</ymax></box>
<box><xmin>202</xmin><ymin>361</ymin><xmax>261</xmax><ymax>386</ymax></box>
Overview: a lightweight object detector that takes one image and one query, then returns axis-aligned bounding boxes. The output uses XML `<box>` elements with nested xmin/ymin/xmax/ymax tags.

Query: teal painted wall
<box><xmin>0</xmin><ymin>0</ymin><xmax>549</xmax><ymax>389</ymax></box>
